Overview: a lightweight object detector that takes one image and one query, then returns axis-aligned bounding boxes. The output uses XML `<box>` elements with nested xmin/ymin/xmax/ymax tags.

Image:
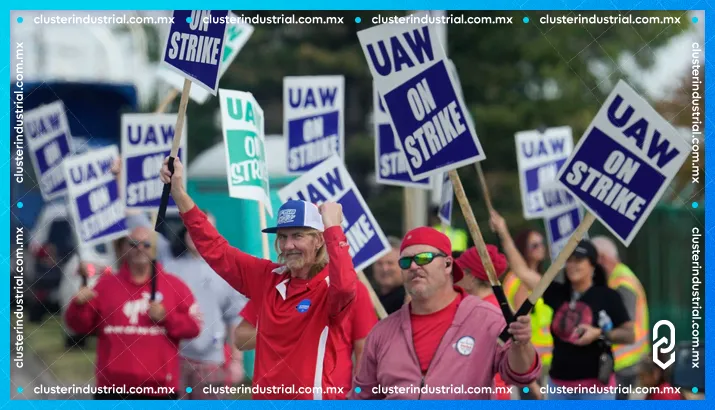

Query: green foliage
<box><xmin>153</xmin><ymin>10</ymin><xmax>691</xmax><ymax>234</ymax></box>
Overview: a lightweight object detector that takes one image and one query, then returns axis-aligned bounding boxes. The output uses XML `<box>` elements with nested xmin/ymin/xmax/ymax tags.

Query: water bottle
<box><xmin>598</xmin><ymin>310</ymin><xmax>613</xmax><ymax>332</ymax></box>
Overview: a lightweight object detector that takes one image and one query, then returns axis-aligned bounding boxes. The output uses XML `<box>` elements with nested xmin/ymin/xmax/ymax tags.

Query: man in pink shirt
<box><xmin>350</xmin><ymin>227</ymin><xmax>540</xmax><ymax>400</ymax></box>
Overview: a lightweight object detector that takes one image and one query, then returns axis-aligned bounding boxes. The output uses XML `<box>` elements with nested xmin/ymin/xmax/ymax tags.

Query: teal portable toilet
<box><xmin>187</xmin><ymin>135</ymin><xmax>295</xmax><ymax>380</ymax></box>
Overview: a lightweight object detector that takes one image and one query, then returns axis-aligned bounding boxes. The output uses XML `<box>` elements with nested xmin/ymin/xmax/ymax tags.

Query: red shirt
<box><xmin>239</xmin><ymin>281</ymin><xmax>378</xmax><ymax>393</ymax></box>
<box><xmin>181</xmin><ymin>206</ymin><xmax>357</xmax><ymax>400</ymax></box>
<box><xmin>65</xmin><ymin>262</ymin><xmax>201</xmax><ymax>394</ymax></box>
<box><xmin>410</xmin><ymin>290</ymin><xmax>464</xmax><ymax>373</ymax></box>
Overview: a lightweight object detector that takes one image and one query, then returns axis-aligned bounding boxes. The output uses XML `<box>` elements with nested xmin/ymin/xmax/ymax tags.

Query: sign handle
<box><xmin>497</xmin><ymin>211</ymin><xmax>596</xmax><ymax>343</ymax></box>
<box><xmin>259</xmin><ymin>204</ymin><xmax>270</xmax><ymax>259</ymax></box>
<box><xmin>357</xmin><ymin>270</ymin><xmax>389</xmax><ymax>320</ymax></box>
<box><xmin>447</xmin><ymin>169</ymin><xmax>513</xmax><ymax>325</ymax></box>
<box><xmin>156</xmin><ymin>79</ymin><xmax>191</xmax><ymax>241</ymax></box>
<box><xmin>474</xmin><ymin>163</ymin><xmax>494</xmax><ymax>214</ymax></box>
<box><xmin>156</xmin><ymin>88</ymin><xmax>179</xmax><ymax>114</ymax></box>
<box><xmin>149</xmin><ymin>211</ymin><xmax>160</xmax><ymax>301</ymax></box>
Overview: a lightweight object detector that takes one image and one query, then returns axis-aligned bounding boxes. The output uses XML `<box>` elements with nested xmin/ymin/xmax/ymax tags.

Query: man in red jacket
<box><xmin>351</xmin><ymin>227</ymin><xmax>540</xmax><ymax>399</ymax></box>
<box><xmin>65</xmin><ymin>225</ymin><xmax>201</xmax><ymax>400</ymax></box>
<box><xmin>234</xmin><ymin>279</ymin><xmax>378</xmax><ymax>390</ymax></box>
<box><xmin>160</xmin><ymin>157</ymin><xmax>358</xmax><ymax>400</ymax></box>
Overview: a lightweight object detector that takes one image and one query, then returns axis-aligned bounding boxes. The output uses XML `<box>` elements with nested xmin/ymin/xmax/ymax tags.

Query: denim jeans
<box><xmin>546</xmin><ymin>378</ymin><xmax>616</xmax><ymax>400</ymax></box>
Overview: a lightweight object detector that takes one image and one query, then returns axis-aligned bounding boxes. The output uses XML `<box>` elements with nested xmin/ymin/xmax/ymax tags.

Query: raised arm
<box><xmin>160</xmin><ymin>157</ymin><xmax>274</xmax><ymax>299</ymax></box>
<box><xmin>490</xmin><ymin>210</ymin><xmax>542</xmax><ymax>291</ymax></box>
<box><xmin>319</xmin><ymin>203</ymin><xmax>357</xmax><ymax>321</ymax></box>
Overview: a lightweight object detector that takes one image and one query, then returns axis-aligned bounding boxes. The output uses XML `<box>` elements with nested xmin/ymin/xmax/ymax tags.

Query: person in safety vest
<box><xmin>429</xmin><ymin>206</ymin><xmax>468</xmax><ymax>254</ymax></box>
<box><xmin>499</xmin><ymin>227</ymin><xmax>552</xmax><ymax>399</ymax></box>
<box><xmin>592</xmin><ymin>236</ymin><xmax>650</xmax><ymax>400</ymax></box>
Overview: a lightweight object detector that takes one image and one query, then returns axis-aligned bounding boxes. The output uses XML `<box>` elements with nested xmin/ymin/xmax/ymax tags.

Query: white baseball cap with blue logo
<box><xmin>262</xmin><ymin>200</ymin><xmax>325</xmax><ymax>234</ymax></box>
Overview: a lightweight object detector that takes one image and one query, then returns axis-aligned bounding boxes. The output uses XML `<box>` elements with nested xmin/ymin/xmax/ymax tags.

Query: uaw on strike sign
<box><xmin>284</xmin><ymin>76</ymin><xmax>345</xmax><ymax>174</ymax></box>
<box><xmin>515</xmin><ymin>126</ymin><xmax>573</xmax><ymax>220</ymax></box>
<box><xmin>374</xmin><ymin>84</ymin><xmax>430</xmax><ymax>188</ymax></box>
<box><xmin>278</xmin><ymin>155</ymin><xmax>390</xmax><ymax>272</ymax></box>
<box><xmin>25</xmin><ymin>101</ymin><xmax>74</xmax><ymax>201</ymax></box>
<box><xmin>219</xmin><ymin>88</ymin><xmax>272</xmax><ymax>216</ymax></box>
<box><xmin>358</xmin><ymin>14</ymin><xmax>486</xmax><ymax>181</ymax></box>
<box><xmin>62</xmin><ymin>145</ymin><xmax>128</xmax><ymax>246</ymax></box>
<box><xmin>121</xmin><ymin>114</ymin><xmax>188</xmax><ymax>212</ymax></box>
<box><xmin>540</xmin><ymin>181</ymin><xmax>585</xmax><ymax>263</ymax></box>
<box><xmin>162</xmin><ymin>10</ymin><xmax>229</xmax><ymax>95</ymax></box>
<box><xmin>556</xmin><ymin>80</ymin><xmax>689</xmax><ymax>246</ymax></box>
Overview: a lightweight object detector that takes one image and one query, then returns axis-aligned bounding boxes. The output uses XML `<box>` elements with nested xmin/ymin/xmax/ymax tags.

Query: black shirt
<box><xmin>544</xmin><ymin>282</ymin><xmax>630</xmax><ymax>381</ymax></box>
<box><xmin>378</xmin><ymin>285</ymin><xmax>407</xmax><ymax>315</ymax></box>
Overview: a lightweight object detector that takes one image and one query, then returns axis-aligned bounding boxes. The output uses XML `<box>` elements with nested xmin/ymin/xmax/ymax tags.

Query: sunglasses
<box><xmin>398</xmin><ymin>252</ymin><xmax>448</xmax><ymax>270</ymax></box>
<box><xmin>129</xmin><ymin>240</ymin><xmax>152</xmax><ymax>249</ymax></box>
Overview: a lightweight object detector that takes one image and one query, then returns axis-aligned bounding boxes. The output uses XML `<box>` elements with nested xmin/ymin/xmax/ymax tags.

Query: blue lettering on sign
<box><xmin>74</xmin><ymin>180</ymin><xmax>126</xmax><ymax>242</ymax></box>
<box><xmin>27</xmin><ymin>113</ymin><xmax>62</xmax><ymax>140</ymax></box>
<box><xmin>377</xmin><ymin>124</ymin><xmax>430</xmax><ymax>185</ymax></box>
<box><xmin>126</xmin><ymin>124</ymin><xmax>176</xmax><ymax>146</ymax></box>
<box><xmin>366</xmin><ymin>26</ymin><xmax>435</xmax><ymax>76</ymax></box>
<box><xmin>34</xmin><ymin>134</ymin><xmax>71</xmax><ymax>174</ymax></box>
<box><xmin>339</xmin><ymin>190</ymin><xmax>386</xmax><ymax>271</ymax></box>
<box><xmin>69</xmin><ymin>155</ymin><xmax>114</xmax><ymax>185</ymax></box>
<box><xmin>559</xmin><ymin>127</ymin><xmax>664</xmax><ymax>240</ymax></box>
<box><xmin>288</xmin><ymin>86</ymin><xmax>339</xmax><ymax>109</ymax></box>
<box><xmin>548</xmin><ymin>208</ymin><xmax>581</xmax><ymax>243</ymax></box>
<box><xmin>288</xmin><ymin>166</ymin><xmax>345</xmax><ymax>203</ymax></box>
<box><xmin>521</xmin><ymin>138</ymin><xmax>567</xmax><ymax>158</ymax></box>
<box><xmin>383</xmin><ymin>61</ymin><xmax>479</xmax><ymax>178</ymax></box>
<box><xmin>296</xmin><ymin>299</ymin><xmax>311</xmax><ymax>313</ymax></box>
<box><xmin>125</xmin><ymin>149</ymin><xmax>183</xmax><ymax>208</ymax></box>
<box><xmin>287</xmin><ymin>112</ymin><xmax>340</xmax><ymax>173</ymax></box>
<box><xmin>163</xmin><ymin>10</ymin><xmax>229</xmax><ymax>92</ymax></box>
<box><xmin>607</xmin><ymin>94</ymin><xmax>681</xmax><ymax>169</ymax></box>
<box><xmin>525</xmin><ymin>159</ymin><xmax>567</xmax><ymax>194</ymax></box>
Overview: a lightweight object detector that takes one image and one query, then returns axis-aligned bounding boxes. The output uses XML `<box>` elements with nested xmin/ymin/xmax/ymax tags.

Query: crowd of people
<box><xmin>60</xmin><ymin>155</ymin><xmax>677</xmax><ymax>400</ymax></box>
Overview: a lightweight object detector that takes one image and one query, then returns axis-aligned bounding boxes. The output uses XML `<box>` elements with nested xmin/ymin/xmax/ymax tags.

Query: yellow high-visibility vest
<box><xmin>608</xmin><ymin>263</ymin><xmax>650</xmax><ymax>371</ymax></box>
<box><xmin>432</xmin><ymin>224</ymin><xmax>468</xmax><ymax>252</ymax></box>
<box><xmin>503</xmin><ymin>273</ymin><xmax>553</xmax><ymax>366</ymax></box>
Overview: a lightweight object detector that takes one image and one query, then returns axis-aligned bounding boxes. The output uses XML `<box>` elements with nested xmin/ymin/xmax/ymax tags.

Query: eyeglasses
<box><xmin>398</xmin><ymin>252</ymin><xmax>447</xmax><ymax>270</ymax></box>
<box><xmin>129</xmin><ymin>240</ymin><xmax>152</xmax><ymax>249</ymax></box>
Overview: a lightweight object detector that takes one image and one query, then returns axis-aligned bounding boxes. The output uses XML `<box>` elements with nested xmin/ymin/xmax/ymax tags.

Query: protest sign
<box><xmin>515</xmin><ymin>126</ymin><xmax>574</xmax><ymax>219</ymax></box>
<box><xmin>284</xmin><ymin>76</ymin><xmax>345</xmax><ymax>174</ymax></box>
<box><xmin>438</xmin><ymin>173</ymin><xmax>453</xmax><ymax>225</ymax></box>
<box><xmin>120</xmin><ymin>113</ymin><xmax>187</xmax><ymax>212</ymax></box>
<box><xmin>556</xmin><ymin>80</ymin><xmax>690</xmax><ymax>246</ymax></box>
<box><xmin>25</xmin><ymin>101</ymin><xmax>73</xmax><ymax>201</ymax></box>
<box><xmin>278</xmin><ymin>155</ymin><xmax>390</xmax><ymax>272</ymax></box>
<box><xmin>544</xmin><ymin>205</ymin><xmax>585</xmax><ymax>264</ymax></box>
<box><xmin>374</xmin><ymin>84</ymin><xmax>431</xmax><ymax>188</ymax></box>
<box><xmin>158</xmin><ymin>12</ymin><xmax>253</xmax><ymax>104</ymax></box>
<box><xmin>62</xmin><ymin>145</ymin><xmax>128</xmax><ymax>247</ymax></box>
<box><xmin>219</xmin><ymin>89</ymin><xmax>272</xmax><ymax>216</ymax></box>
<box><xmin>357</xmin><ymin>15</ymin><xmax>486</xmax><ymax>180</ymax></box>
<box><xmin>162</xmin><ymin>10</ymin><xmax>229</xmax><ymax>95</ymax></box>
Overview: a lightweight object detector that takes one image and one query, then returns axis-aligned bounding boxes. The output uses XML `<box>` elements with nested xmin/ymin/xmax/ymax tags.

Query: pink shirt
<box><xmin>350</xmin><ymin>293</ymin><xmax>541</xmax><ymax>400</ymax></box>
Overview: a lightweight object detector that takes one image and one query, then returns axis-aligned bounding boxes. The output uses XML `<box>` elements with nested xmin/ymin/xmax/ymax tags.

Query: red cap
<box><xmin>400</xmin><ymin>227</ymin><xmax>464</xmax><ymax>282</ymax></box>
<box><xmin>456</xmin><ymin>245</ymin><xmax>508</xmax><ymax>282</ymax></box>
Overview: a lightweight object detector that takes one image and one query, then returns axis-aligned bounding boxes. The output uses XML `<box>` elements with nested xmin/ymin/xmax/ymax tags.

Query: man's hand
<box><xmin>507</xmin><ymin>315</ymin><xmax>532</xmax><ymax>345</ymax></box>
<box><xmin>74</xmin><ymin>287</ymin><xmax>97</xmax><ymax>305</ymax></box>
<box><xmin>319</xmin><ymin>202</ymin><xmax>343</xmax><ymax>229</ymax></box>
<box><xmin>159</xmin><ymin>156</ymin><xmax>186</xmax><ymax>198</ymax></box>
<box><xmin>148</xmin><ymin>302</ymin><xmax>167</xmax><ymax>323</ymax></box>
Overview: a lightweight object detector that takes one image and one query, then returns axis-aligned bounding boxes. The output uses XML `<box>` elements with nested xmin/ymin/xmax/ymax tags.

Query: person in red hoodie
<box><xmin>455</xmin><ymin>245</ymin><xmax>516</xmax><ymax>400</ymax></box>
<box><xmin>65</xmin><ymin>225</ymin><xmax>201</xmax><ymax>400</ymax></box>
<box><xmin>160</xmin><ymin>157</ymin><xmax>358</xmax><ymax>400</ymax></box>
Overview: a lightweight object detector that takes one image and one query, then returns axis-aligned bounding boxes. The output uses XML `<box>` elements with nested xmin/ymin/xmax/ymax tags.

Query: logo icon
<box><xmin>652</xmin><ymin>320</ymin><xmax>676</xmax><ymax>370</ymax></box>
<box><xmin>296</xmin><ymin>299</ymin><xmax>311</xmax><ymax>313</ymax></box>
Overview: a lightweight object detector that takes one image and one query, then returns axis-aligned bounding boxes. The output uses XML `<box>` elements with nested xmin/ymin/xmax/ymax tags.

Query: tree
<box><xmin>153</xmin><ymin>10</ymin><xmax>690</xmax><ymax>237</ymax></box>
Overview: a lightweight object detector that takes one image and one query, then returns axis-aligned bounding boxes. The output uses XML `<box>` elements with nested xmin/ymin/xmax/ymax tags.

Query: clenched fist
<box><xmin>74</xmin><ymin>287</ymin><xmax>97</xmax><ymax>305</ymax></box>
<box><xmin>148</xmin><ymin>302</ymin><xmax>167</xmax><ymax>323</ymax></box>
<box><xmin>319</xmin><ymin>202</ymin><xmax>343</xmax><ymax>229</ymax></box>
<box><xmin>159</xmin><ymin>156</ymin><xmax>186</xmax><ymax>198</ymax></box>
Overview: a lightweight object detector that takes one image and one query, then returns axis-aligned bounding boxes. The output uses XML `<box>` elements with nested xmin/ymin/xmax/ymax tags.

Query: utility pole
<box><xmin>402</xmin><ymin>10</ymin><xmax>448</xmax><ymax>233</ymax></box>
